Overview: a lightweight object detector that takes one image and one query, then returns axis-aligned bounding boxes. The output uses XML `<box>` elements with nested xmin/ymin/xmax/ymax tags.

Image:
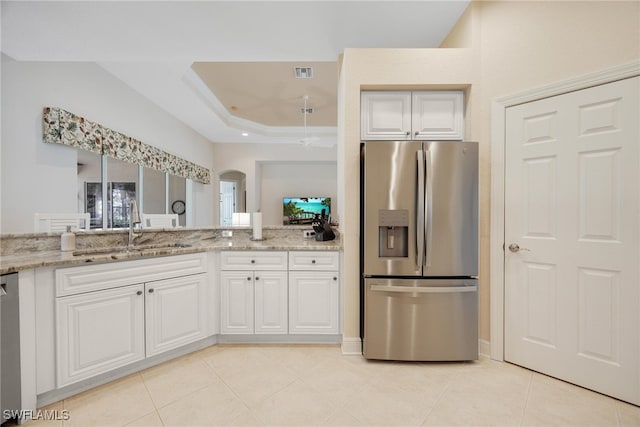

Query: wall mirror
<box><xmin>44</xmin><ymin>107</ymin><xmax>211</xmax><ymax>231</ymax></box>
<box><xmin>77</xmin><ymin>149</ymin><xmax>187</xmax><ymax>230</ymax></box>
<box><xmin>219</xmin><ymin>170</ymin><xmax>246</xmax><ymax>226</ymax></box>
<box><xmin>143</xmin><ymin>166</ymin><xmax>166</xmax><ymax>216</ymax></box>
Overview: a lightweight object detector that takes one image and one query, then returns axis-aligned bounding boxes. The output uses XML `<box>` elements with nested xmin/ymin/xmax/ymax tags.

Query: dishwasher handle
<box><xmin>370</xmin><ymin>284</ymin><xmax>477</xmax><ymax>294</ymax></box>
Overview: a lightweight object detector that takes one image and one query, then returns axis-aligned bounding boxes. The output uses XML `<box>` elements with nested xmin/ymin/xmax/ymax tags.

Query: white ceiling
<box><xmin>1</xmin><ymin>1</ymin><xmax>470</xmax><ymax>145</ymax></box>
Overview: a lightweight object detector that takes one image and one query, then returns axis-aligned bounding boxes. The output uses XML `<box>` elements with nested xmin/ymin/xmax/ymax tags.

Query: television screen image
<box><xmin>283</xmin><ymin>197</ymin><xmax>331</xmax><ymax>225</ymax></box>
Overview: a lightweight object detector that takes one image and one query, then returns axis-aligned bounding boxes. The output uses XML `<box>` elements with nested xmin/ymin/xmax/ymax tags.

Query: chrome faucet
<box><xmin>128</xmin><ymin>199</ymin><xmax>142</xmax><ymax>249</ymax></box>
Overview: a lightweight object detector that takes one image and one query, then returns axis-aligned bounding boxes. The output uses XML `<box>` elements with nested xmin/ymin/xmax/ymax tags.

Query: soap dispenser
<box><xmin>61</xmin><ymin>226</ymin><xmax>76</xmax><ymax>252</ymax></box>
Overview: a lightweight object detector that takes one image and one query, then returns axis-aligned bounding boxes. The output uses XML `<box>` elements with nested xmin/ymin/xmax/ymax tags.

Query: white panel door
<box><xmin>145</xmin><ymin>273</ymin><xmax>208</xmax><ymax>357</ymax></box>
<box><xmin>56</xmin><ymin>284</ymin><xmax>145</xmax><ymax>387</ymax></box>
<box><xmin>254</xmin><ymin>271</ymin><xmax>288</xmax><ymax>334</ymax></box>
<box><xmin>220</xmin><ymin>271</ymin><xmax>254</xmax><ymax>334</ymax></box>
<box><xmin>505</xmin><ymin>77</ymin><xmax>639</xmax><ymax>404</ymax></box>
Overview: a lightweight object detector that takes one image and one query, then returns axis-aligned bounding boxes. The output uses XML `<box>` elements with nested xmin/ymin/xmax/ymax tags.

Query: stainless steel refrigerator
<box><xmin>361</xmin><ymin>140</ymin><xmax>478</xmax><ymax>361</ymax></box>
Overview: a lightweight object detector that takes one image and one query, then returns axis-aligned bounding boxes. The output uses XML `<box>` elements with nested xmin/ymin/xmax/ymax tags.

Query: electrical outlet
<box><xmin>222</xmin><ymin>230</ymin><xmax>233</xmax><ymax>238</ymax></box>
<box><xmin>303</xmin><ymin>230</ymin><xmax>316</xmax><ymax>239</ymax></box>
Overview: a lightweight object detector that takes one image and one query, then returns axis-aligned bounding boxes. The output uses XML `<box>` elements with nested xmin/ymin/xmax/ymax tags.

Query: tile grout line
<box><xmin>417</xmin><ymin>365</ymin><xmax>460</xmax><ymax>426</ymax></box>
<box><xmin>519</xmin><ymin>371</ymin><xmax>534</xmax><ymax>427</ymax></box>
<box><xmin>614</xmin><ymin>400</ymin><xmax>622</xmax><ymax>427</ymax></box>
<box><xmin>137</xmin><ymin>370</ymin><xmax>166</xmax><ymax>427</ymax></box>
<box><xmin>197</xmin><ymin>349</ymin><xmax>272</xmax><ymax>425</ymax></box>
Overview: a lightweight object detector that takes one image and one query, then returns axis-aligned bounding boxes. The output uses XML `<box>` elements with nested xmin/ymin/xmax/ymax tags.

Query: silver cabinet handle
<box><xmin>370</xmin><ymin>284</ymin><xmax>477</xmax><ymax>294</ymax></box>
<box><xmin>136</xmin><ymin>290</ymin><xmax>142</xmax><ymax>296</ymax></box>
<box><xmin>148</xmin><ymin>288</ymin><xmax>154</xmax><ymax>293</ymax></box>
<box><xmin>508</xmin><ymin>243</ymin><xmax>530</xmax><ymax>253</ymax></box>
<box><xmin>405</xmin><ymin>131</ymin><xmax>410</xmax><ymax>136</ymax></box>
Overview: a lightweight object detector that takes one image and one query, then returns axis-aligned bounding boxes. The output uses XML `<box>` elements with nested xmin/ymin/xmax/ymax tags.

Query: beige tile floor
<box><xmin>18</xmin><ymin>344</ymin><xmax>640</xmax><ymax>427</ymax></box>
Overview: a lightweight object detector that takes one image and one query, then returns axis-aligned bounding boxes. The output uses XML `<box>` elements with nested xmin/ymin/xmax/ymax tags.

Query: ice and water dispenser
<box><xmin>378</xmin><ymin>209</ymin><xmax>409</xmax><ymax>258</ymax></box>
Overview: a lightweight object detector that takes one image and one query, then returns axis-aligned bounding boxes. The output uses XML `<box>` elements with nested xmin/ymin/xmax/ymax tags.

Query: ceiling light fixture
<box><xmin>294</xmin><ymin>67</ymin><xmax>313</xmax><ymax>79</ymax></box>
<box><xmin>241</xmin><ymin>132</ymin><xmax>249</xmax><ymax>136</ymax></box>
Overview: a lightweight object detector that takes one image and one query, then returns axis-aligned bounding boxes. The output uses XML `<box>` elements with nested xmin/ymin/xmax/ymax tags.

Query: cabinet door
<box><xmin>361</xmin><ymin>91</ymin><xmax>412</xmax><ymax>140</ymax></box>
<box><xmin>254</xmin><ymin>271</ymin><xmax>288</xmax><ymax>334</ymax></box>
<box><xmin>220</xmin><ymin>271</ymin><xmax>254</xmax><ymax>334</ymax></box>
<box><xmin>145</xmin><ymin>273</ymin><xmax>208</xmax><ymax>357</ymax></box>
<box><xmin>56</xmin><ymin>284</ymin><xmax>145</xmax><ymax>387</ymax></box>
<box><xmin>289</xmin><ymin>271</ymin><xmax>339</xmax><ymax>334</ymax></box>
<box><xmin>412</xmin><ymin>91</ymin><xmax>464</xmax><ymax>140</ymax></box>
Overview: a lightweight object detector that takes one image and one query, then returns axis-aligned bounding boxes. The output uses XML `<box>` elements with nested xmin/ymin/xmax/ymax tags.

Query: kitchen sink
<box><xmin>72</xmin><ymin>242</ymin><xmax>192</xmax><ymax>257</ymax></box>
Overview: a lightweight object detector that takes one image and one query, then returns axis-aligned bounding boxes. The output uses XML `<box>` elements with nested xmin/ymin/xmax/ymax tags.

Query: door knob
<box><xmin>508</xmin><ymin>243</ymin><xmax>530</xmax><ymax>253</ymax></box>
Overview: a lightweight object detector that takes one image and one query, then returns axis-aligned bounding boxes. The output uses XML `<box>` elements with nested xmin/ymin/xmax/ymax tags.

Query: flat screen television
<box><xmin>283</xmin><ymin>197</ymin><xmax>331</xmax><ymax>225</ymax></box>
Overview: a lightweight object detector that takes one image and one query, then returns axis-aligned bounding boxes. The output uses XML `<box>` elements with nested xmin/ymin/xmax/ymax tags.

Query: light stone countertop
<box><xmin>0</xmin><ymin>227</ymin><xmax>341</xmax><ymax>275</ymax></box>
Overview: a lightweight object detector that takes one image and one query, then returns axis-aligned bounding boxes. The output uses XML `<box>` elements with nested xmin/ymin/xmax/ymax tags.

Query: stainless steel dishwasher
<box><xmin>1</xmin><ymin>272</ymin><xmax>21</xmax><ymax>425</ymax></box>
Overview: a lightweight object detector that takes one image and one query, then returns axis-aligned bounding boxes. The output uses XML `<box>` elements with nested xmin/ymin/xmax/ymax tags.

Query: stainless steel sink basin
<box><xmin>73</xmin><ymin>242</ymin><xmax>192</xmax><ymax>257</ymax></box>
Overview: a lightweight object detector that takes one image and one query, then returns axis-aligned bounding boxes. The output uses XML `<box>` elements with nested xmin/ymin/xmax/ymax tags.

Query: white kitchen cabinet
<box><xmin>360</xmin><ymin>91</ymin><xmax>412</xmax><ymax>140</ymax></box>
<box><xmin>56</xmin><ymin>284</ymin><xmax>146</xmax><ymax>387</ymax></box>
<box><xmin>55</xmin><ymin>253</ymin><xmax>211</xmax><ymax>387</ymax></box>
<box><xmin>220</xmin><ymin>252</ymin><xmax>288</xmax><ymax>335</ymax></box>
<box><xmin>220</xmin><ymin>271</ymin><xmax>254</xmax><ymax>334</ymax></box>
<box><xmin>361</xmin><ymin>90</ymin><xmax>464</xmax><ymax>140</ymax></box>
<box><xmin>220</xmin><ymin>272</ymin><xmax>288</xmax><ymax>334</ymax></box>
<box><xmin>220</xmin><ymin>251</ymin><xmax>288</xmax><ymax>270</ymax></box>
<box><xmin>145</xmin><ymin>273</ymin><xmax>208</xmax><ymax>357</ymax></box>
<box><xmin>254</xmin><ymin>271</ymin><xmax>288</xmax><ymax>334</ymax></box>
<box><xmin>289</xmin><ymin>271</ymin><xmax>339</xmax><ymax>334</ymax></box>
<box><xmin>288</xmin><ymin>251</ymin><xmax>340</xmax><ymax>334</ymax></box>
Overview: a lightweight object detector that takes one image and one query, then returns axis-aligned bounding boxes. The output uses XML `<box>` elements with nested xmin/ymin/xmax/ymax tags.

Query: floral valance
<box><xmin>43</xmin><ymin>107</ymin><xmax>210</xmax><ymax>184</ymax></box>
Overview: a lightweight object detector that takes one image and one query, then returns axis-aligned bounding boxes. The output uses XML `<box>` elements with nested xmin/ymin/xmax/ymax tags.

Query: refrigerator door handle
<box><xmin>424</xmin><ymin>149</ymin><xmax>433</xmax><ymax>267</ymax></box>
<box><xmin>416</xmin><ymin>150</ymin><xmax>425</xmax><ymax>268</ymax></box>
<box><xmin>370</xmin><ymin>284</ymin><xmax>478</xmax><ymax>294</ymax></box>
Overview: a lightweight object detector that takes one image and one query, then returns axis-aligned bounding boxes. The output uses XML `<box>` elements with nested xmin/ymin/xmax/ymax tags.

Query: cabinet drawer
<box><xmin>288</xmin><ymin>251</ymin><xmax>339</xmax><ymax>271</ymax></box>
<box><xmin>56</xmin><ymin>253</ymin><xmax>207</xmax><ymax>297</ymax></box>
<box><xmin>220</xmin><ymin>251</ymin><xmax>287</xmax><ymax>270</ymax></box>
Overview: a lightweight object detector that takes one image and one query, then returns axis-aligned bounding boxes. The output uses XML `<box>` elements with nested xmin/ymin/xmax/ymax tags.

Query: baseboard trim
<box><xmin>479</xmin><ymin>339</ymin><xmax>491</xmax><ymax>358</ymax></box>
<box><xmin>216</xmin><ymin>334</ymin><xmax>341</xmax><ymax>344</ymax></box>
<box><xmin>341</xmin><ymin>337</ymin><xmax>362</xmax><ymax>355</ymax></box>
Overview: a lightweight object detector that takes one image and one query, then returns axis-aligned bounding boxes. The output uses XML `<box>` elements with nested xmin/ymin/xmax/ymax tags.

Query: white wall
<box><xmin>261</xmin><ymin>161</ymin><xmax>337</xmax><ymax>226</ymax></box>
<box><xmin>212</xmin><ymin>142</ymin><xmax>337</xmax><ymax>226</ymax></box>
<box><xmin>1</xmin><ymin>56</ymin><xmax>216</xmax><ymax>233</ymax></box>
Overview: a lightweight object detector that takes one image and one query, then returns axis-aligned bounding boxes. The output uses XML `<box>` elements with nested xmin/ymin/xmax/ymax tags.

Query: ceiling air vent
<box><xmin>294</xmin><ymin>67</ymin><xmax>313</xmax><ymax>79</ymax></box>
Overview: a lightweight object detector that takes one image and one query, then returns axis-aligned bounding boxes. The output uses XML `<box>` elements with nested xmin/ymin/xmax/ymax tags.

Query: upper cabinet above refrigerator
<box><xmin>361</xmin><ymin>91</ymin><xmax>465</xmax><ymax>141</ymax></box>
